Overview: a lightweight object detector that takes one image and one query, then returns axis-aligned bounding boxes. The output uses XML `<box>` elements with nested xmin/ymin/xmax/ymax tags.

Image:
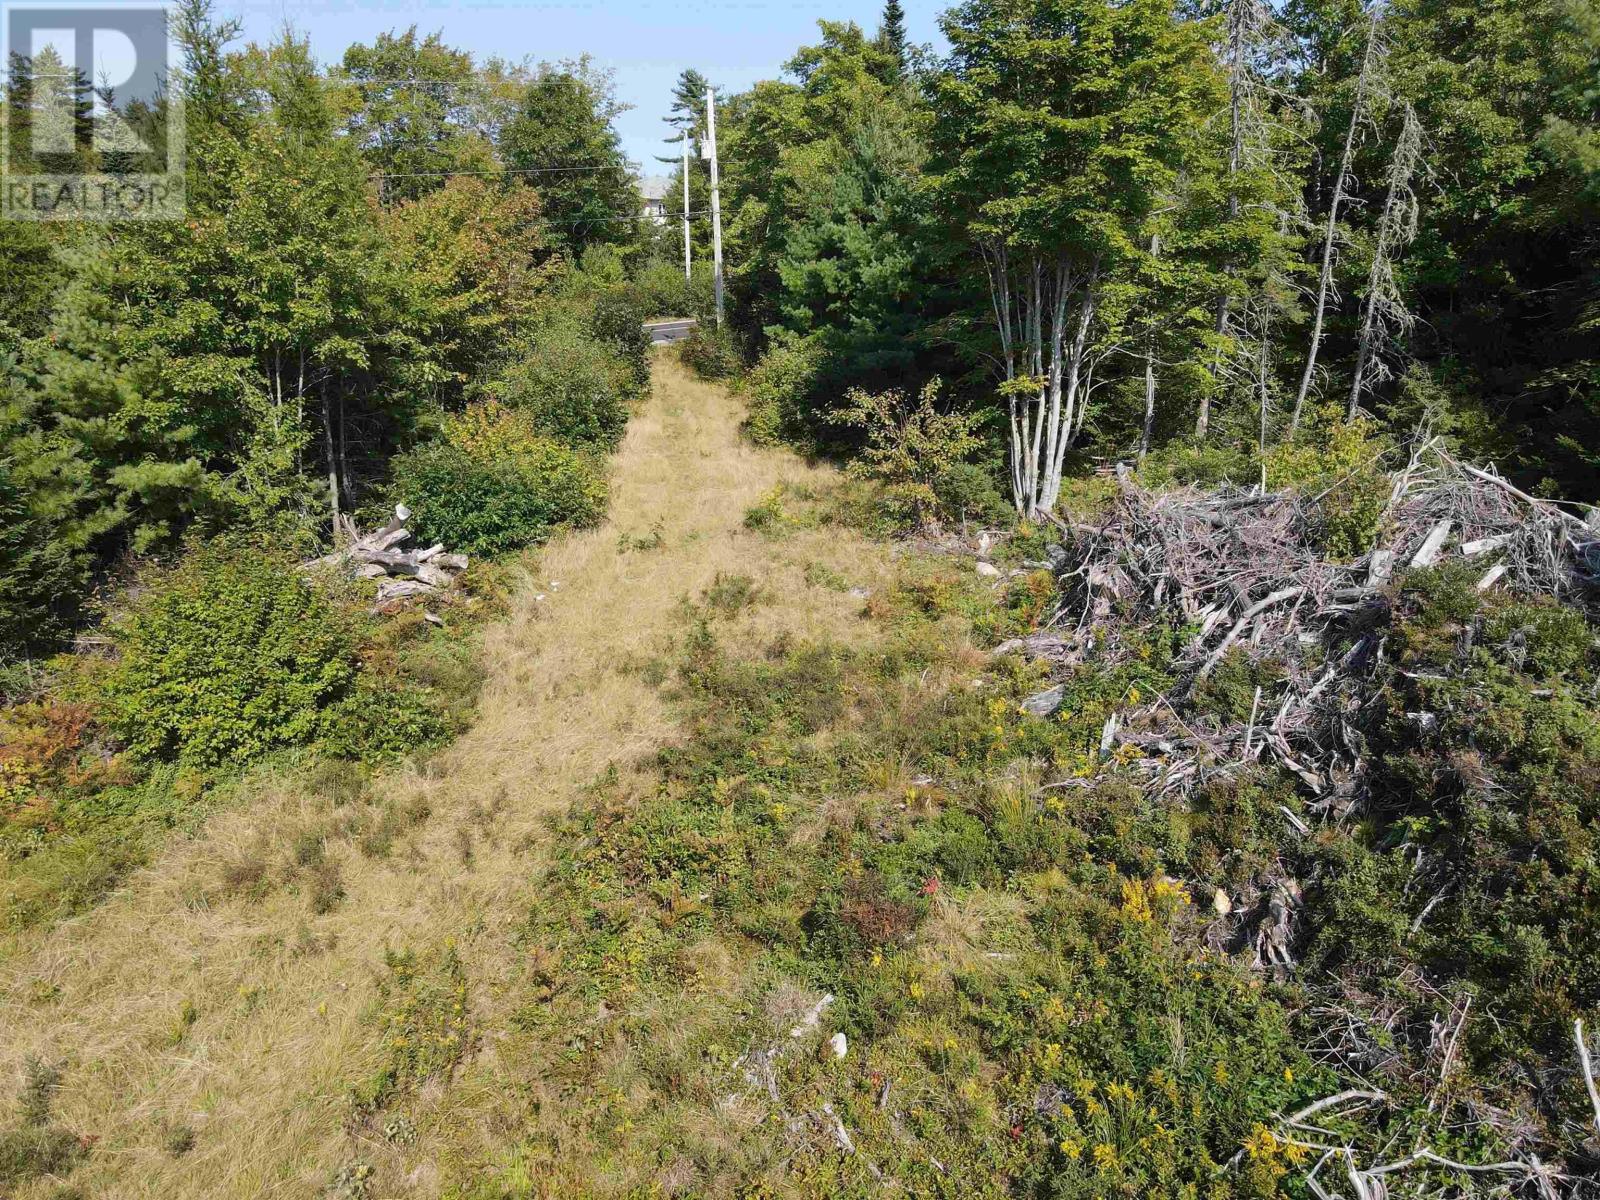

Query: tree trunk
<box><xmin>321</xmin><ymin>379</ymin><xmax>339</xmax><ymax>528</ymax></box>
<box><xmin>1348</xmin><ymin>103</ymin><xmax>1422</xmax><ymax>419</ymax></box>
<box><xmin>1290</xmin><ymin>10</ymin><xmax>1382</xmax><ymax>435</ymax></box>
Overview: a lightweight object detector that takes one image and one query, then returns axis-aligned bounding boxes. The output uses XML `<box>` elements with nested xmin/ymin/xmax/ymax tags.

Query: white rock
<box><xmin>975</xmin><ymin>561</ymin><xmax>1002</xmax><ymax>578</ymax></box>
<box><xmin>828</xmin><ymin>1032</ymin><xmax>848</xmax><ymax>1059</ymax></box>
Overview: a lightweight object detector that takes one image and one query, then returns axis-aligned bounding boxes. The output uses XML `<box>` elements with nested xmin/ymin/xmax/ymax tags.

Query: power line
<box><xmin>370</xmin><ymin>164</ymin><xmax>630</xmax><ymax>179</ymax></box>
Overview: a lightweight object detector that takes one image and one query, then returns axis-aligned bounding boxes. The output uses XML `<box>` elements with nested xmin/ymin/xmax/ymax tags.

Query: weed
<box><xmin>305</xmin><ymin>857</ymin><xmax>346</xmax><ymax>915</ymax></box>
<box><xmin>351</xmin><ymin>945</ymin><xmax>471</xmax><ymax>1115</ymax></box>
<box><xmin>0</xmin><ymin>1058</ymin><xmax>84</xmax><ymax>1188</ymax></box>
<box><xmin>165</xmin><ymin>1123</ymin><xmax>196</xmax><ymax>1157</ymax></box>
<box><xmin>167</xmin><ymin>999</ymin><xmax>199</xmax><ymax>1047</ymax></box>
<box><xmin>803</xmin><ymin>561</ymin><xmax>849</xmax><ymax>592</ymax></box>
<box><xmin>701</xmin><ymin>573</ymin><xmax>764</xmax><ymax>618</ymax></box>
<box><xmin>618</xmin><ymin>522</ymin><xmax>666</xmax><ymax>553</ymax></box>
<box><xmin>328</xmin><ymin>1160</ymin><xmax>374</xmax><ymax>1199</ymax></box>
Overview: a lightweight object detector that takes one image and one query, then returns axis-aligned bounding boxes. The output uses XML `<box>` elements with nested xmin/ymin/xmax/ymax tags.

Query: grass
<box><xmin>0</xmin><ymin>353</ymin><xmax>894</xmax><ymax>1198</ymax></box>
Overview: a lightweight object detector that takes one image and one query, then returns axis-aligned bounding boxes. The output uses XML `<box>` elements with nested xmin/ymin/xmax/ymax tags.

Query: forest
<box><xmin>2</xmin><ymin>0</ymin><xmax>1600</xmax><ymax>1194</ymax></box>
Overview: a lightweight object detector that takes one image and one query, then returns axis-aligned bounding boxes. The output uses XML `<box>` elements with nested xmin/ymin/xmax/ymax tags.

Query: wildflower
<box><xmin>1058</xmin><ymin>1138</ymin><xmax>1083</xmax><ymax>1161</ymax></box>
<box><xmin>920</xmin><ymin>876</ymin><xmax>940</xmax><ymax>896</ymax></box>
<box><xmin>1092</xmin><ymin>1143</ymin><xmax>1119</xmax><ymax>1170</ymax></box>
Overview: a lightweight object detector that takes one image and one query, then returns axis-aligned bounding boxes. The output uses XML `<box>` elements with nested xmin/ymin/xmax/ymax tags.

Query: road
<box><xmin>644</xmin><ymin>318</ymin><xmax>697</xmax><ymax>345</ymax></box>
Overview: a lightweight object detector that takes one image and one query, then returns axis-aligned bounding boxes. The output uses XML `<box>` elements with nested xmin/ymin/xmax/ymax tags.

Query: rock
<box><xmin>828</xmin><ymin>1032</ymin><xmax>848</xmax><ymax>1059</ymax></box>
<box><xmin>975</xmin><ymin>561</ymin><xmax>1002</xmax><ymax>578</ymax></box>
<box><xmin>1212</xmin><ymin>888</ymin><xmax>1232</xmax><ymax>916</ymax></box>
<box><xmin>1020</xmin><ymin>685</ymin><xmax>1065</xmax><ymax>718</ymax></box>
<box><xmin>849</xmin><ymin>587</ymin><xmax>871</xmax><ymax>599</ymax></box>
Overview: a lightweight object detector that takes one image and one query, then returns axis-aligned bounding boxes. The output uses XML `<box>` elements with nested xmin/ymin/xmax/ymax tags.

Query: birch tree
<box><xmin>930</xmin><ymin>0</ymin><xmax>1221</xmax><ymax>517</ymax></box>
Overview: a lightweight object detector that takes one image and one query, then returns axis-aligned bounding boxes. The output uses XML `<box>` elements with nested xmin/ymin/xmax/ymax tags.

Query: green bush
<box><xmin>101</xmin><ymin>543</ymin><xmax>365</xmax><ymax>768</ymax></box>
<box><xmin>0</xmin><ymin>457</ymin><xmax>91</xmax><ymax>660</ymax></box>
<box><xmin>482</xmin><ymin>323</ymin><xmax>631</xmax><ymax>449</ymax></box>
<box><xmin>1265</xmin><ymin>409</ymin><xmax>1391</xmax><ymax>559</ymax></box>
<box><xmin>390</xmin><ymin>439</ymin><xmax>604</xmax><ymax>557</ymax></box>
<box><xmin>679</xmin><ymin>322</ymin><xmax>741</xmax><ymax>380</ymax></box>
<box><xmin>585</xmin><ymin>286</ymin><xmax>653</xmax><ymax>402</ymax></box>
<box><xmin>742</xmin><ymin>339</ymin><xmax>824</xmax><ymax>447</ymax></box>
<box><xmin>833</xmin><ymin>379</ymin><xmax>985</xmax><ymax>530</ymax></box>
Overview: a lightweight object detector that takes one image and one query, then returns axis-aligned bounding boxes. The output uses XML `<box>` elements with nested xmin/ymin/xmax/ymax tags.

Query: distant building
<box><xmin>638</xmin><ymin>175</ymin><xmax>671</xmax><ymax>225</ymax></box>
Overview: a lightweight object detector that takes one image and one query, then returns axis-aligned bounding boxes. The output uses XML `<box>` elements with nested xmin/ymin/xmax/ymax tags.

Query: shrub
<box><xmin>832</xmin><ymin>379</ymin><xmax>985</xmax><ymax>530</ymax></box>
<box><xmin>390</xmin><ymin>410</ymin><xmax>605</xmax><ymax>556</ymax></box>
<box><xmin>584</xmin><ymin>286</ymin><xmax>652</xmax><ymax>402</ymax></box>
<box><xmin>0</xmin><ymin>457</ymin><xmax>90</xmax><ymax>659</ymax></box>
<box><xmin>1265</xmin><ymin>410</ymin><xmax>1391</xmax><ymax>559</ymax></box>
<box><xmin>100</xmin><ymin>542</ymin><xmax>365</xmax><ymax>768</ymax></box>
<box><xmin>679</xmin><ymin>323</ymin><xmax>741</xmax><ymax>380</ymax></box>
<box><xmin>481</xmin><ymin>324</ymin><xmax>631</xmax><ymax>448</ymax></box>
<box><xmin>742</xmin><ymin>339</ymin><xmax>824</xmax><ymax>447</ymax></box>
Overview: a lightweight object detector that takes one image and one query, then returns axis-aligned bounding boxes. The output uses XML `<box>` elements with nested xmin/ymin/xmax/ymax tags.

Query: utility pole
<box><xmin>680</xmin><ymin>131</ymin><xmax>691</xmax><ymax>281</ymax></box>
<box><xmin>704</xmin><ymin>86</ymin><xmax>724</xmax><ymax>328</ymax></box>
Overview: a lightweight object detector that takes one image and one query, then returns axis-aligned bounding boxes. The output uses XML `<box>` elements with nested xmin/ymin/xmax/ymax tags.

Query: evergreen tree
<box><xmin>878</xmin><ymin>0</ymin><xmax>909</xmax><ymax>74</ymax></box>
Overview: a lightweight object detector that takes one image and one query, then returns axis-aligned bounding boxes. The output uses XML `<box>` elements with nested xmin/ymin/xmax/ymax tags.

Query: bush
<box><xmin>481</xmin><ymin>323</ymin><xmax>631</xmax><ymax>449</ymax></box>
<box><xmin>101</xmin><ymin>542</ymin><xmax>365</xmax><ymax>768</ymax></box>
<box><xmin>742</xmin><ymin>339</ymin><xmax>824</xmax><ymax>447</ymax></box>
<box><xmin>391</xmin><ymin>405</ymin><xmax>605</xmax><ymax>556</ymax></box>
<box><xmin>833</xmin><ymin>379</ymin><xmax>985</xmax><ymax>530</ymax></box>
<box><xmin>0</xmin><ymin>457</ymin><xmax>90</xmax><ymax>660</ymax></box>
<box><xmin>1266</xmin><ymin>409</ymin><xmax>1391</xmax><ymax>559</ymax></box>
<box><xmin>679</xmin><ymin>322</ymin><xmax>741</xmax><ymax>380</ymax></box>
<box><xmin>584</xmin><ymin>286</ymin><xmax>652</xmax><ymax>402</ymax></box>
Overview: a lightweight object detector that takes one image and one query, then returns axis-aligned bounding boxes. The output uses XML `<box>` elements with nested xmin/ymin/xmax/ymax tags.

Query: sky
<box><xmin>225</xmin><ymin>0</ymin><xmax>947</xmax><ymax>170</ymax></box>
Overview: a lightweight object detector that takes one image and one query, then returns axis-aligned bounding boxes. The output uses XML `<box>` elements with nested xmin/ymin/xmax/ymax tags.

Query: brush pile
<box><xmin>1040</xmin><ymin>445</ymin><xmax>1599</xmax><ymax>798</ymax></box>
<box><xmin>301</xmin><ymin>505</ymin><xmax>470</xmax><ymax>606</ymax></box>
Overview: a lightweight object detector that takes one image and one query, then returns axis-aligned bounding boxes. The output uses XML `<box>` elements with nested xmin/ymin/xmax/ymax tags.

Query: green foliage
<box><xmin>741</xmin><ymin>339</ymin><xmax>825</xmax><ymax>448</ymax></box>
<box><xmin>0</xmin><ymin>1059</ymin><xmax>84</xmax><ymax>1188</ymax></box>
<box><xmin>1265</xmin><ymin>410</ymin><xmax>1391</xmax><ymax>558</ymax></box>
<box><xmin>352</xmin><ymin>945</ymin><xmax>471</xmax><ymax>1113</ymax></box>
<box><xmin>678</xmin><ymin>323</ymin><xmax>742</xmax><ymax>380</ymax></box>
<box><xmin>390</xmin><ymin>406</ymin><xmax>606</xmax><ymax>556</ymax></box>
<box><xmin>482</xmin><ymin>321</ymin><xmax>632</xmax><ymax>449</ymax></box>
<box><xmin>101</xmin><ymin>543</ymin><xmax>365</xmax><ymax>768</ymax></box>
<box><xmin>833</xmin><ymin>379</ymin><xmax>985</xmax><ymax>529</ymax></box>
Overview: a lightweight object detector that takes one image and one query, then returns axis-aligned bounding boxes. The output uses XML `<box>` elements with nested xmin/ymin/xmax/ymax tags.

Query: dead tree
<box><xmin>1347</xmin><ymin>102</ymin><xmax>1423</xmax><ymax>418</ymax></box>
<box><xmin>1289</xmin><ymin>7</ymin><xmax>1387</xmax><ymax>435</ymax></box>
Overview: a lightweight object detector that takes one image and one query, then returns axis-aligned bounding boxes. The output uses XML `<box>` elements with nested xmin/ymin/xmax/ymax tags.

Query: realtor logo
<box><xmin>2</xmin><ymin>1</ymin><xmax>185</xmax><ymax>220</ymax></box>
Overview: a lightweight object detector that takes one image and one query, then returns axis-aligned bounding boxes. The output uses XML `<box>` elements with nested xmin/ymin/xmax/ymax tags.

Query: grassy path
<box><xmin>0</xmin><ymin>354</ymin><xmax>891</xmax><ymax>1198</ymax></box>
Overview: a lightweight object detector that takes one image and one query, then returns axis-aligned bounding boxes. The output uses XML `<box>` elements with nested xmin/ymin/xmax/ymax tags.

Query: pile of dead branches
<box><xmin>301</xmin><ymin>505</ymin><xmax>469</xmax><ymax>607</ymax></box>
<box><xmin>1039</xmin><ymin>445</ymin><xmax>1600</xmax><ymax>800</ymax></box>
<box><xmin>1003</xmin><ymin>445</ymin><xmax>1600</xmax><ymax>970</ymax></box>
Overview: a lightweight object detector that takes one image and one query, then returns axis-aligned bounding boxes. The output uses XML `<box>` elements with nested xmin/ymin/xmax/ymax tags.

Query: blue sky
<box><xmin>226</xmin><ymin>0</ymin><xmax>947</xmax><ymax>169</ymax></box>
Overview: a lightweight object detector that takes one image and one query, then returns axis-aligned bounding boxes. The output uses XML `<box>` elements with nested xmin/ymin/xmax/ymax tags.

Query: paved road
<box><xmin>645</xmin><ymin>318</ymin><xmax>697</xmax><ymax>345</ymax></box>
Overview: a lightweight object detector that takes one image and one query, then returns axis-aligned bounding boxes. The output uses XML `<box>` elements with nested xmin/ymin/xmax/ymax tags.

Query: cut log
<box><xmin>415</xmin><ymin>543</ymin><xmax>446</xmax><ymax>563</ymax></box>
<box><xmin>1476</xmin><ymin>564</ymin><xmax>1508</xmax><ymax>591</ymax></box>
<box><xmin>1408</xmin><ymin>519</ymin><xmax>1452</xmax><ymax>568</ymax></box>
<box><xmin>1367</xmin><ymin>548</ymin><xmax>1395</xmax><ymax>586</ymax></box>
<box><xmin>433</xmin><ymin>553</ymin><xmax>469</xmax><ymax>572</ymax></box>
<box><xmin>1462</xmin><ymin>533</ymin><xmax>1511</xmax><ymax>558</ymax></box>
<box><xmin>375</xmin><ymin>578</ymin><xmax>437</xmax><ymax>603</ymax></box>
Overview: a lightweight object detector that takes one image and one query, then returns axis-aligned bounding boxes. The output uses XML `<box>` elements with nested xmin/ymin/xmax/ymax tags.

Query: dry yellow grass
<box><xmin>0</xmin><ymin>353</ymin><xmax>893</xmax><ymax>1198</ymax></box>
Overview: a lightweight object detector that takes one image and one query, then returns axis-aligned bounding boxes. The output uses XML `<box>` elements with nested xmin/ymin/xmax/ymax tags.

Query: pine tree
<box><xmin>879</xmin><ymin>0</ymin><xmax>908</xmax><ymax>73</ymax></box>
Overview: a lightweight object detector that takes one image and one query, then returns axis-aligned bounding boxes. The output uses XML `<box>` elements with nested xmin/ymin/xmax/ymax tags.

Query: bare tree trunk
<box><xmin>320</xmin><ymin>378</ymin><xmax>339</xmax><ymax>528</ymax></box>
<box><xmin>981</xmin><ymin>243</ymin><xmax>1097</xmax><ymax>519</ymax></box>
<box><xmin>1142</xmin><ymin>232</ymin><xmax>1163</xmax><ymax>460</ymax></box>
<box><xmin>1290</xmin><ymin>9</ymin><xmax>1383</xmax><ymax>436</ymax></box>
<box><xmin>1348</xmin><ymin>102</ymin><xmax>1422</xmax><ymax>418</ymax></box>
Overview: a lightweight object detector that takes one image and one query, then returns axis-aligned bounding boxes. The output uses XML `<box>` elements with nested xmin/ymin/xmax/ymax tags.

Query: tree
<box><xmin>340</xmin><ymin>28</ymin><xmax>494</xmax><ymax>204</ymax></box>
<box><xmin>499</xmin><ymin>62</ymin><xmax>636</xmax><ymax>257</ymax></box>
<box><xmin>878</xmin><ymin>0</ymin><xmax>909</xmax><ymax>76</ymax></box>
<box><xmin>929</xmin><ymin>0</ymin><xmax>1223</xmax><ymax>516</ymax></box>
